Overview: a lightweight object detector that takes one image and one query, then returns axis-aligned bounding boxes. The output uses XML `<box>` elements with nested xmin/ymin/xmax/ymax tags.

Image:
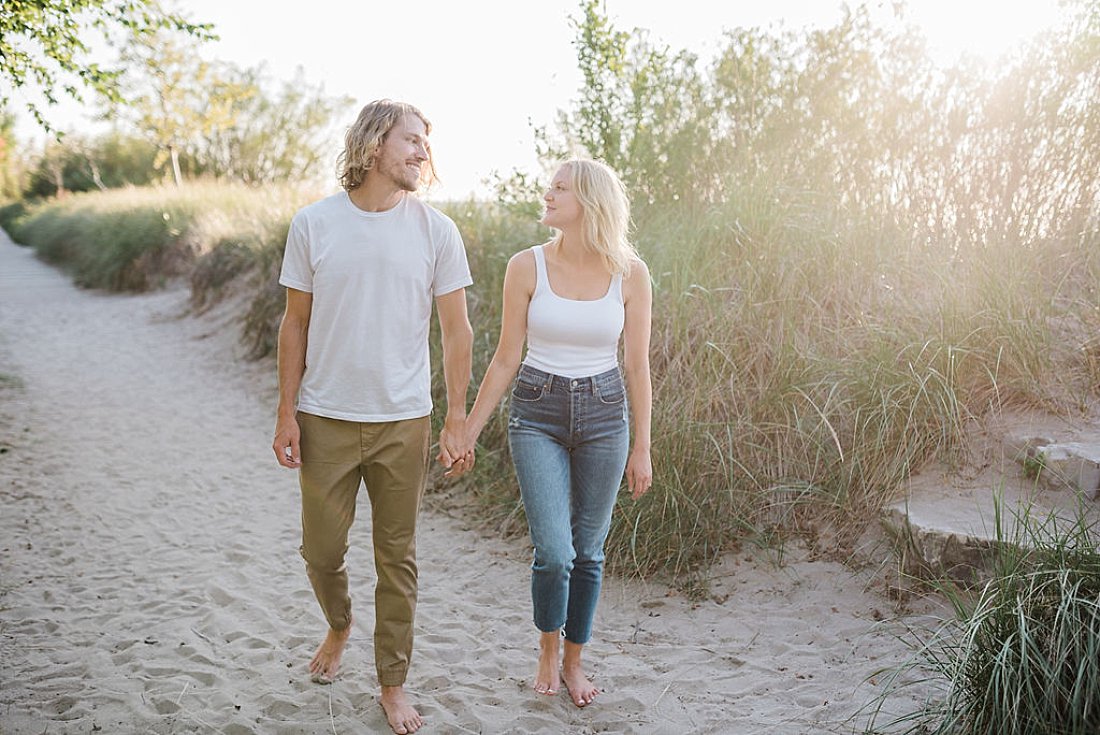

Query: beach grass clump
<box><xmin>8</xmin><ymin>182</ymin><xmax>309</xmax><ymax>293</ymax></box>
<box><xmin>864</xmin><ymin>503</ymin><xmax>1100</xmax><ymax>735</ymax></box>
<box><xmin>0</xmin><ymin>200</ymin><xmax>28</xmax><ymax>235</ymax></box>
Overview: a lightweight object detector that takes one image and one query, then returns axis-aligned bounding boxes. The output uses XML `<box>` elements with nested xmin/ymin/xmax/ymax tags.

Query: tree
<box><xmin>27</xmin><ymin>138</ymin><xmax>70</xmax><ymax>197</ymax></box>
<box><xmin>109</xmin><ymin>26</ymin><xmax>248</xmax><ymax>186</ymax></box>
<box><xmin>23</xmin><ymin>130</ymin><xmax>160</xmax><ymax>197</ymax></box>
<box><xmin>0</xmin><ymin>112</ymin><xmax>28</xmax><ymax>199</ymax></box>
<box><xmin>199</xmin><ymin>66</ymin><xmax>353</xmax><ymax>185</ymax></box>
<box><xmin>0</xmin><ymin>0</ymin><xmax>214</xmax><ymax>133</ymax></box>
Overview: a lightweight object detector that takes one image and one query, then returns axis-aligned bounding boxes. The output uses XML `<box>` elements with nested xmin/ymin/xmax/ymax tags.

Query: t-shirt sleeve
<box><xmin>432</xmin><ymin>218</ymin><xmax>473</xmax><ymax>297</ymax></box>
<box><xmin>278</xmin><ymin>215</ymin><xmax>313</xmax><ymax>293</ymax></box>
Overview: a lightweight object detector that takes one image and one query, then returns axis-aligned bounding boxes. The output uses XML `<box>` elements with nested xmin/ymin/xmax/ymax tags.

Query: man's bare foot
<box><xmin>308</xmin><ymin>621</ymin><xmax>351</xmax><ymax>684</ymax></box>
<box><xmin>380</xmin><ymin>685</ymin><xmax>422</xmax><ymax>734</ymax></box>
<box><xmin>562</xmin><ymin>640</ymin><xmax>598</xmax><ymax>707</ymax></box>
<box><xmin>534</xmin><ymin>630</ymin><xmax>560</xmax><ymax>695</ymax></box>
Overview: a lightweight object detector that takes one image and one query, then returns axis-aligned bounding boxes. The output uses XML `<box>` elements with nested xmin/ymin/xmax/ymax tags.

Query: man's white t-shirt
<box><xmin>278</xmin><ymin>191</ymin><xmax>472</xmax><ymax>422</ymax></box>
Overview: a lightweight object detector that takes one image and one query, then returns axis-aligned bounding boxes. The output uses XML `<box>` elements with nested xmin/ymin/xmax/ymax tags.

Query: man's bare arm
<box><xmin>273</xmin><ymin>288</ymin><xmax>312</xmax><ymax>468</ymax></box>
<box><xmin>435</xmin><ymin>288</ymin><xmax>473</xmax><ymax>473</ymax></box>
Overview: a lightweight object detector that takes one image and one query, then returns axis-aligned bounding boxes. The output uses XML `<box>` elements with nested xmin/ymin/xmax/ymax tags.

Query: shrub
<box><xmin>864</xmin><ymin>501</ymin><xmax>1100</xmax><ymax>734</ymax></box>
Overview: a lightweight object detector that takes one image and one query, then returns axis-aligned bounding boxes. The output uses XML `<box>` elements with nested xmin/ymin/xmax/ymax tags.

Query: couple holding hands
<box><xmin>272</xmin><ymin>99</ymin><xmax>652</xmax><ymax>734</ymax></box>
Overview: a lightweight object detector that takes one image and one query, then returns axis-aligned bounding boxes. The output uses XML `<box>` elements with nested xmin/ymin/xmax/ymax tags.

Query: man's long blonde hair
<box><xmin>548</xmin><ymin>159</ymin><xmax>637</xmax><ymax>275</ymax></box>
<box><xmin>337</xmin><ymin>100</ymin><xmax>436</xmax><ymax>191</ymax></box>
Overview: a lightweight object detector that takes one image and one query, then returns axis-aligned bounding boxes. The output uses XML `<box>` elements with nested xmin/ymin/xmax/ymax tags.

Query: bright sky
<box><xmin>13</xmin><ymin>0</ymin><xmax>1069</xmax><ymax>200</ymax></box>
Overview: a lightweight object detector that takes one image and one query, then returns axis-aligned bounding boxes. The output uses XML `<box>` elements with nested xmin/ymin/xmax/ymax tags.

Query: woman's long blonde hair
<box><xmin>549</xmin><ymin>158</ymin><xmax>637</xmax><ymax>275</ymax></box>
<box><xmin>337</xmin><ymin>99</ymin><xmax>437</xmax><ymax>191</ymax></box>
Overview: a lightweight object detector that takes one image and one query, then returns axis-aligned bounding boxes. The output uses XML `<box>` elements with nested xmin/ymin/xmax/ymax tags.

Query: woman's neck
<box><xmin>552</xmin><ymin>232</ymin><xmax>601</xmax><ymax>268</ymax></box>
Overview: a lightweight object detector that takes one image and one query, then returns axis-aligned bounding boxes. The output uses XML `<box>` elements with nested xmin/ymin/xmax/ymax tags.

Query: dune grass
<box><xmin>5</xmin><ymin>177</ymin><xmax>1098</xmax><ymax>584</ymax></box>
<box><xmin>862</xmin><ymin>500</ymin><xmax>1100</xmax><ymax>734</ymax></box>
<box><xmin>6</xmin><ymin>183</ymin><xmax>311</xmax><ymax>293</ymax></box>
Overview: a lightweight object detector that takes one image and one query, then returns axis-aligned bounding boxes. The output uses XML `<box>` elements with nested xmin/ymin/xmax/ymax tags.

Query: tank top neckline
<box><xmin>534</xmin><ymin>245</ymin><xmax>619</xmax><ymax>303</ymax></box>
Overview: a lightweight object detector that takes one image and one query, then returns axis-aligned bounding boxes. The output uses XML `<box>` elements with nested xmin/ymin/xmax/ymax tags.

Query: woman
<box><xmin>460</xmin><ymin>158</ymin><xmax>653</xmax><ymax>707</ymax></box>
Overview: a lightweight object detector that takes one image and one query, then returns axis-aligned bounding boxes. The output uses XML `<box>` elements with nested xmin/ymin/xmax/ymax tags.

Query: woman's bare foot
<box><xmin>534</xmin><ymin>630</ymin><xmax>561</xmax><ymax>695</ymax></box>
<box><xmin>308</xmin><ymin>620</ymin><xmax>352</xmax><ymax>684</ymax></box>
<box><xmin>562</xmin><ymin>640</ymin><xmax>598</xmax><ymax>707</ymax></box>
<box><xmin>380</xmin><ymin>685</ymin><xmax>422</xmax><ymax>734</ymax></box>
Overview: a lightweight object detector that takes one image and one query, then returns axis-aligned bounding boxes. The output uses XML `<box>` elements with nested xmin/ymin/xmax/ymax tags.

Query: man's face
<box><xmin>372</xmin><ymin>113</ymin><xmax>430</xmax><ymax>192</ymax></box>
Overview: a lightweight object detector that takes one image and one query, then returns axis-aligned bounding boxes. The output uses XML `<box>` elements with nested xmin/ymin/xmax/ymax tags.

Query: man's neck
<box><xmin>348</xmin><ymin>180</ymin><xmax>404</xmax><ymax>213</ymax></box>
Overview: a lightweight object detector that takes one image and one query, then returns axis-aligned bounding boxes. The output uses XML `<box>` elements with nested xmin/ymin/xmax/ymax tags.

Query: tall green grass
<box><xmin>6</xmin><ymin>178</ymin><xmax>1097</xmax><ymax>582</ymax></box>
<box><xmin>863</xmin><ymin>501</ymin><xmax>1100</xmax><ymax>734</ymax></box>
<box><xmin>7</xmin><ymin>183</ymin><xmax>310</xmax><ymax>292</ymax></box>
<box><xmin>424</xmin><ymin>176</ymin><xmax>1099</xmax><ymax>580</ymax></box>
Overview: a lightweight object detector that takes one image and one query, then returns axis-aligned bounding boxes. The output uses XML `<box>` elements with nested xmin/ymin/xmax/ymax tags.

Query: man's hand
<box><xmin>273</xmin><ymin>414</ymin><xmax>302</xmax><ymax>468</ymax></box>
<box><xmin>437</xmin><ymin>415</ymin><xmax>474</xmax><ymax>478</ymax></box>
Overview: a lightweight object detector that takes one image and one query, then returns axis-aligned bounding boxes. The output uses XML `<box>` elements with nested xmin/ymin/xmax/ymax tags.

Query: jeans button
<box><xmin>571</xmin><ymin>380</ymin><xmax>577</xmax><ymax>389</ymax></box>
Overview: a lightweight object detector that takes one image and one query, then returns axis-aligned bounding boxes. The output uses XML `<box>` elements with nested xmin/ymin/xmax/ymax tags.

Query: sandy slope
<box><xmin>0</xmin><ymin>231</ymin><xmax>936</xmax><ymax>734</ymax></box>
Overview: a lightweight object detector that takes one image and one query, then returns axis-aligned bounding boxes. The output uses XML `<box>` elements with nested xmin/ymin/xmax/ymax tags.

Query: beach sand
<box><xmin>0</xmin><ymin>231</ymin><xmax>939</xmax><ymax>734</ymax></box>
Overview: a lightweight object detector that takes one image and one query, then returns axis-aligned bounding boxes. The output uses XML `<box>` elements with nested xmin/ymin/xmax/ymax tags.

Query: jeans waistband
<box><xmin>518</xmin><ymin>364</ymin><xmax>622</xmax><ymax>394</ymax></box>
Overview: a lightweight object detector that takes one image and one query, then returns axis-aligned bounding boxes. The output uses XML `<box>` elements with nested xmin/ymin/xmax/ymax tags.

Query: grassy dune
<box><xmin>7</xmin><ymin>179</ymin><xmax>1096</xmax><ymax>584</ymax></box>
<box><xmin>5</xmin><ymin>183</ymin><xmax>316</xmax><ymax>356</ymax></box>
<box><xmin>4</xmin><ymin>3</ymin><xmax>1098</xmax><ymax>584</ymax></box>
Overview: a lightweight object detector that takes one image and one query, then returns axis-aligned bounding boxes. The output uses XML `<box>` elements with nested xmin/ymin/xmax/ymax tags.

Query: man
<box><xmin>272</xmin><ymin>99</ymin><xmax>473</xmax><ymax>735</ymax></box>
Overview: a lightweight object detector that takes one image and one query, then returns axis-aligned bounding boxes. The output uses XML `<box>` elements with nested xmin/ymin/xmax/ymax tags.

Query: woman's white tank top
<box><xmin>522</xmin><ymin>244</ymin><xmax>625</xmax><ymax>378</ymax></box>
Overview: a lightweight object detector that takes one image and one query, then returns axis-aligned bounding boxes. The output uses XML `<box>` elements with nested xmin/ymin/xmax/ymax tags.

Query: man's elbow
<box><xmin>279</xmin><ymin>314</ymin><xmax>309</xmax><ymax>340</ymax></box>
<box><xmin>445</xmin><ymin>320</ymin><xmax>474</xmax><ymax>352</ymax></box>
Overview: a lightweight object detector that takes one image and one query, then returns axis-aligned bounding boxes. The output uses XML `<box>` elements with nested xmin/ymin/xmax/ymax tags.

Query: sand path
<box><xmin>0</xmin><ymin>231</ymin><xmax>932</xmax><ymax>733</ymax></box>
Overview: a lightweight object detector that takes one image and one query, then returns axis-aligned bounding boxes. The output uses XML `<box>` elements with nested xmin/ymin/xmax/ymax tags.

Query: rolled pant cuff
<box><xmin>327</xmin><ymin>614</ymin><xmax>352</xmax><ymax>633</ymax></box>
<box><xmin>378</xmin><ymin>669</ymin><xmax>408</xmax><ymax>687</ymax></box>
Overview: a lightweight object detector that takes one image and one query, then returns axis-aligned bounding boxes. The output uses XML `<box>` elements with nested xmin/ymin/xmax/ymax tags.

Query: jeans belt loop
<box><xmin>544</xmin><ymin>373</ymin><xmax>553</xmax><ymax>393</ymax></box>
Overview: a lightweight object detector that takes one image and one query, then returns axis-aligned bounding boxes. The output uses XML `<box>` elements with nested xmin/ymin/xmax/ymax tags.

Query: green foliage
<box><xmin>556</xmin><ymin>0</ymin><xmax>713</xmax><ymax>214</ymax></box>
<box><xmin>23</xmin><ymin>131</ymin><xmax>160</xmax><ymax>197</ymax></box>
<box><xmin>479</xmin><ymin>1</ymin><xmax>1100</xmax><ymax>577</ymax></box>
<box><xmin>0</xmin><ymin>0</ymin><xmax>214</xmax><ymax>132</ymax></box>
<box><xmin>197</xmin><ymin>66</ymin><xmax>354</xmax><ymax>186</ymax></box>
<box><xmin>0</xmin><ymin>201</ymin><xmax>29</xmax><ymax>234</ymax></box>
<box><xmin>16</xmin><ymin>62</ymin><xmax>348</xmax><ymax>194</ymax></box>
<box><xmin>484</xmin><ymin>169</ymin><xmax>544</xmax><ymax>221</ymax></box>
<box><xmin>13</xmin><ymin>62</ymin><xmax>349</xmax><ymax>193</ymax></box>
<box><xmin>109</xmin><ymin>26</ymin><xmax>247</xmax><ymax>186</ymax></box>
<box><xmin>0</xmin><ymin>112</ymin><xmax>27</xmax><ymax>200</ymax></box>
<box><xmin>864</xmin><ymin>502</ymin><xmax>1100</xmax><ymax>734</ymax></box>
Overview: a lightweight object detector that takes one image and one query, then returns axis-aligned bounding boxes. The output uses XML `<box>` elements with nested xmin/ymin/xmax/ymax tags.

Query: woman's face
<box><xmin>540</xmin><ymin>165</ymin><xmax>582</xmax><ymax>230</ymax></box>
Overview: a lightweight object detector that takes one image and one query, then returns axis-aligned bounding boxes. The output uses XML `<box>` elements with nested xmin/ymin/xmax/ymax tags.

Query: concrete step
<box><xmin>880</xmin><ymin>412</ymin><xmax>1100</xmax><ymax>586</ymax></box>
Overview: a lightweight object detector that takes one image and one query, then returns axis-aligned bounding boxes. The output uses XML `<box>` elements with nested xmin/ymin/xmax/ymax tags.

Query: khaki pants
<box><xmin>297</xmin><ymin>411</ymin><xmax>430</xmax><ymax>687</ymax></box>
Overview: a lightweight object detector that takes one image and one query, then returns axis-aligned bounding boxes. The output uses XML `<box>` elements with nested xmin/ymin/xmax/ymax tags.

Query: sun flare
<box><xmin>898</xmin><ymin>0</ymin><xmax>1067</xmax><ymax>66</ymax></box>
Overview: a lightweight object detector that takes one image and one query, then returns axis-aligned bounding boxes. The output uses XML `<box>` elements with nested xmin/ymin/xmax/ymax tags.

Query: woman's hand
<box><xmin>625</xmin><ymin>445</ymin><xmax>652</xmax><ymax>499</ymax></box>
<box><xmin>438</xmin><ymin>415</ymin><xmax>474</xmax><ymax>477</ymax></box>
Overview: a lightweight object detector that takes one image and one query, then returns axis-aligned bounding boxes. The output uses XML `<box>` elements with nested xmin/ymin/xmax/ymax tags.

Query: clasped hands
<box><xmin>436</xmin><ymin>416</ymin><xmax>476</xmax><ymax>478</ymax></box>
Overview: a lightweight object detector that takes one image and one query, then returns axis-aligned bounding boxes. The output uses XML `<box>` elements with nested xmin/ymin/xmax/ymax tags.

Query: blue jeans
<box><xmin>507</xmin><ymin>364</ymin><xmax>630</xmax><ymax>644</ymax></box>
